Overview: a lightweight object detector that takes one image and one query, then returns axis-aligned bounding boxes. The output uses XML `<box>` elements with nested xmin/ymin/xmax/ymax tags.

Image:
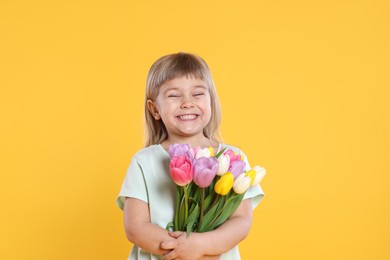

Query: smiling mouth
<box><xmin>178</xmin><ymin>114</ymin><xmax>198</xmax><ymax>120</ymax></box>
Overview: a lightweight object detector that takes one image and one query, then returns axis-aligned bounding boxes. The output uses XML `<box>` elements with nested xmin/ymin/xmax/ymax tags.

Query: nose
<box><xmin>180</xmin><ymin>96</ymin><xmax>194</xmax><ymax>109</ymax></box>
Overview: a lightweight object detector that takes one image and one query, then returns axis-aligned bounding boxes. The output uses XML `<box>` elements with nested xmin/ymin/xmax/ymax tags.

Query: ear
<box><xmin>147</xmin><ymin>99</ymin><xmax>161</xmax><ymax>120</ymax></box>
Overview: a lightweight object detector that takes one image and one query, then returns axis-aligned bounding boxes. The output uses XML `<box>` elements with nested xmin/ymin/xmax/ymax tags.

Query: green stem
<box><xmin>183</xmin><ymin>185</ymin><xmax>188</xmax><ymax>226</ymax></box>
<box><xmin>199</xmin><ymin>188</ymin><xmax>205</xmax><ymax>229</ymax></box>
<box><xmin>174</xmin><ymin>187</ymin><xmax>180</xmax><ymax>230</ymax></box>
<box><xmin>209</xmin><ymin>195</ymin><xmax>235</xmax><ymax>226</ymax></box>
<box><xmin>208</xmin><ymin>194</ymin><xmax>220</xmax><ymax>212</ymax></box>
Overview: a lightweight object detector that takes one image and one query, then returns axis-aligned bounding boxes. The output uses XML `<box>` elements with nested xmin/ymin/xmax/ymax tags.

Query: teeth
<box><xmin>179</xmin><ymin>114</ymin><xmax>196</xmax><ymax>120</ymax></box>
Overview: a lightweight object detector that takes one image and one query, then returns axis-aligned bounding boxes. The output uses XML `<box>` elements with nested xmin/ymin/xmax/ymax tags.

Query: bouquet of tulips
<box><xmin>167</xmin><ymin>143</ymin><xmax>266</xmax><ymax>236</ymax></box>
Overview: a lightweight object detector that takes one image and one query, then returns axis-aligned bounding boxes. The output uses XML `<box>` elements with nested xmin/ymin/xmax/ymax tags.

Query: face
<box><xmin>149</xmin><ymin>76</ymin><xmax>212</xmax><ymax>142</ymax></box>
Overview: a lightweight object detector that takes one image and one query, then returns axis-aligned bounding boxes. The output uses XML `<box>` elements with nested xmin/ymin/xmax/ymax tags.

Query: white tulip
<box><xmin>195</xmin><ymin>147</ymin><xmax>212</xmax><ymax>159</ymax></box>
<box><xmin>233</xmin><ymin>173</ymin><xmax>251</xmax><ymax>194</ymax></box>
<box><xmin>217</xmin><ymin>154</ymin><xmax>230</xmax><ymax>176</ymax></box>
<box><xmin>252</xmin><ymin>166</ymin><xmax>266</xmax><ymax>186</ymax></box>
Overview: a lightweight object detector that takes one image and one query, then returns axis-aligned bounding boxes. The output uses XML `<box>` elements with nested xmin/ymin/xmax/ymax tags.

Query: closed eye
<box><xmin>193</xmin><ymin>93</ymin><xmax>205</xmax><ymax>97</ymax></box>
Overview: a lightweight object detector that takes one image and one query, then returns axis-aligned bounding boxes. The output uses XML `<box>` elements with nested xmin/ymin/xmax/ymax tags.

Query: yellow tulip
<box><xmin>214</xmin><ymin>172</ymin><xmax>234</xmax><ymax>195</ymax></box>
<box><xmin>245</xmin><ymin>169</ymin><xmax>257</xmax><ymax>185</ymax></box>
<box><xmin>208</xmin><ymin>147</ymin><xmax>215</xmax><ymax>156</ymax></box>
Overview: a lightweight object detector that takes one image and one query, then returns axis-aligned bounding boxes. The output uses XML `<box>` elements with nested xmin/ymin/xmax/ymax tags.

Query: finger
<box><xmin>160</xmin><ymin>239</ymin><xmax>177</xmax><ymax>250</ymax></box>
<box><xmin>163</xmin><ymin>250</ymin><xmax>177</xmax><ymax>260</ymax></box>
<box><xmin>168</xmin><ymin>231</ymin><xmax>184</xmax><ymax>238</ymax></box>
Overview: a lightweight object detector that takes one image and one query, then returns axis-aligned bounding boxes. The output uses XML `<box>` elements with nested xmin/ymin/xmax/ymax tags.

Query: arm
<box><xmin>161</xmin><ymin>198</ymin><xmax>253</xmax><ymax>259</ymax></box>
<box><xmin>123</xmin><ymin>197</ymin><xmax>175</xmax><ymax>255</ymax></box>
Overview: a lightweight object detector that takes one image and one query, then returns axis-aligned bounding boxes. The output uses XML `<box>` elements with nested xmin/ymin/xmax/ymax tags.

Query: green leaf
<box><xmin>187</xmin><ymin>182</ymin><xmax>196</xmax><ymax>207</ymax></box>
<box><xmin>178</xmin><ymin>189</ymin><xmax>188</xmax><ymax>231</ymax></box>
<box><xmin>192</xmin><ymin>187</ymin><xmax>202</xmax><ymax>205</ymax></box>
<box><xmin>207</xmin><ymin>176</ymin><xmax>218</xmax><ymax>197</ymax></box>
<box><xmin>188</xmin><ymin>199</ymin><xmax>196</xmax><ymax>212</ymax></box>
<box><xmin>215</xmin><ymin>147</ymin><xmax>226</xmax><ymax>159</ymax></box>
<box><xmin>203</xmin><ymin>192</ymin><xmax>214</xmax><ymax>212</ymax></box>
<box><xmin>186</xmin><ymin>203</ymin><xmax>200</xmax><ymax>235</ymax></box>
<box><xmin>176</xmin><ymin>186</ymin><xmax>188</xmax><ymax>231</ymax></box>
<box><xmin>186</xmin><ymin>221</ymin><xmax>195</xmax><ymax>237</ymax></box>
<box><xmin>174</xmin><ymin>186</ymin><xmax>182</xmax><ymax>230</ymax></box>
<box><xmin>187</xmin><ymin>200</ymin><xmax>199</xmax><ymax>226</ymax></box>
<box><xmin>198</xmin><ymin>197</ymin><xmax>224</xmax><ymax>232</ymax></box>
<box><xmin>187</xmin><ymin>204</ymin><xmax>200</xmax><ymax>223</ymax></box>
<box><xmin>211</xmin><ymin>193</ymin><xmax>245</xmax><ymax>229</ymax></box>
<box><xmin>166</xmin><ymin>222</ymin><xmax>174</xmax><ymax>231</ymax></box>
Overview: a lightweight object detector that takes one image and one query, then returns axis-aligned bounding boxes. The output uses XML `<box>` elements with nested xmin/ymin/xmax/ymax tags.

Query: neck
<box><xmin>161</xmin><ymin>134</ymin><xmax>218</xmax><ymax>150</ymax></box>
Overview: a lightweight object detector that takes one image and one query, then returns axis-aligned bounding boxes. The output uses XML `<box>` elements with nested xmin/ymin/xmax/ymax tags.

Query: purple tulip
<box><xmin>193</xmin><ymin>157</ymin><xmax>219</xmax><ymax>188</ymax></box>
<box><xmin>229</xmin><ymin>160</ymin><xmax>246</xmax><ymax>179</ymax></box>
<box><xmin>168</xmin><ymin>143</ymin><xmax>195</xmax><ymax>161</ymax></box>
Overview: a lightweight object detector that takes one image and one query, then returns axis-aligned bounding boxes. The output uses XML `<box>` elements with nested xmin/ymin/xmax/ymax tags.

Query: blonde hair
<box><xmin>144</xmin><ymin>52</ymin><xmax>222</xmax><ymax>147</ymax></box>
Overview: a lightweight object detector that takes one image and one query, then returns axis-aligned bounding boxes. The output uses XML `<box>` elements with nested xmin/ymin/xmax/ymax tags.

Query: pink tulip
<box><xmin>193</xmin><ymin>157</ymin><xmax>219</xmax><ymax>188</ymax></box>
<box><xmin>224</xmin><ymin>149</ymin><xmax>242</xmax><ymax>164</ymax></box>
<box><xmin>170</xmin><ymin>155</ymin><xmax>193</xmax><ymax>186</ymax></box>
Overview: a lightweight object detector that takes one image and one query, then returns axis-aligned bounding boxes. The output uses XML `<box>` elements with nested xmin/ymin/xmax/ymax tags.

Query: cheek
<box><xmin>155</xmin><ymin>98</ymin><xmax>172</xmax><ymax>111</ymax></box>
<box><xmin>202</xmin><ymin>101</ymin><xmax>212</xmax><ymax>118</ymax></box>
<box><xmin>204</xmin><ymin>97</ymin><xmax>212</xmax><ymax>114</ymax></box>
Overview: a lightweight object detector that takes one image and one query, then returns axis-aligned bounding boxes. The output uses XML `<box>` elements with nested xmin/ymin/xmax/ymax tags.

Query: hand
<box><xmin>161</xmin><ymin>231</ymin><xmax>206</xmax><ymax>260</ymax></box>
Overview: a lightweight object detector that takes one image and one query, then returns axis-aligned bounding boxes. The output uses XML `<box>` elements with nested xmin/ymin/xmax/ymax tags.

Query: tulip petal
<box><xmin>170</xmin><ymin>155</ymin><xmax>193</xmax><ymax>186</ymax></box>
<box><xmin>217</xmin><ymin>154</ymin><xmax>230</xmax><ymax>176</ymax></box>
<box><xmin>233</xmin><ymin>173</ymin><xmax>251</xmax><ymax>194</ymax></box>
<box><xmin>214</xmin><ymin>172</ymin><xmax>234</xmax><ymax>195</ymax></box>
<box><xmin>229</xmin><ymin>160</ymin><xmax>246</xmax><ymax>178</ymax></box>
<box><xmin>193</xmin><ymin>157</ymin><xmax>218</xmax><ymax>188</ymax></box>
<box><xmin>252</xmin><ymin>166</ymin><xmax>266</xmax><ymax>186</ymax></box>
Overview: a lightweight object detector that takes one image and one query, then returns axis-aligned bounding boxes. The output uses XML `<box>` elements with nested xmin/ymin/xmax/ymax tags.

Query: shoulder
<box><xmin>219</xmin><ymin>143</ymin><xmax>250</xmax><ymax>168</ymax></box>
<box><xmin>219</xmin><ymin>143</ymin><xmax>246</xmax><ymax>155</ymax></box>
<box><xmin>133</xmin><ymin>144</ymin><xmax>166</xmax><ymax>161</ymax></box>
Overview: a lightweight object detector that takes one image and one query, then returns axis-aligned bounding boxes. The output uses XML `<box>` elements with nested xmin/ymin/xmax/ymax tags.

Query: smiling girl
<box><xmin>117</xmin><ymin>52</ymin><xmax>264</xmax><ymax>260</ymax></box>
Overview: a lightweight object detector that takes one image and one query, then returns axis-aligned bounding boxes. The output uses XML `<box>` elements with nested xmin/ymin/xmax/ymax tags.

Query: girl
<box><xmin>117</xmin><ymin>52</ymin><xmax>264</xmax><ymax>259</ymax></box>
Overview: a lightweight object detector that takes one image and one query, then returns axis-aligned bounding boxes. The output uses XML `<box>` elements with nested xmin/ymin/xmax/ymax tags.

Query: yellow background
<box><xmin>1</xmin><ymin>0</ymin><xmax>389</xmax><ymax>259</ymax></box>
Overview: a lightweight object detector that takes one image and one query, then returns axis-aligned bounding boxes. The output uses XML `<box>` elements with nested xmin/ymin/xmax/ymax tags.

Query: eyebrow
<box><xmin>162</xmin><ymin>85</ymin><xmax>207</xmax><ymax>94</ymax></box>
<box><xmin>193</xmin><ymin>85</ymin><xmax>207</xmax><ymax>90</ymax></box>
<box><xmin>161</xmin><ymin>87</ymin><xmax>179</xmax><ymax>94</ymax></box>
